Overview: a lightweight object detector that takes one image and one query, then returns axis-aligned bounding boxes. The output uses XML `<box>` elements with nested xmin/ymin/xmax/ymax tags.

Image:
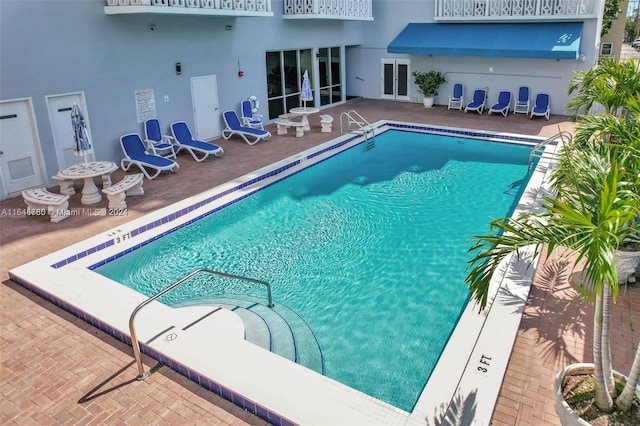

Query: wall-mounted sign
<box><xmin>135</xmin><ymin>89</ymin><xmax>156</xmax><ymax>123</ymax></box>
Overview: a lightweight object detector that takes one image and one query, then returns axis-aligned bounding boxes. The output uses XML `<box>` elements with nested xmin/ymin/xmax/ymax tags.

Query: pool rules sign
<box><xmin>135</xmin><ymin>89</ymin><xmax>156</xmax><ymax>124</ymax></box>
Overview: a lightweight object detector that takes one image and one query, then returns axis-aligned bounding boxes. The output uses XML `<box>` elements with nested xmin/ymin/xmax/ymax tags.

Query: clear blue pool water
<box><xmin>97</xmin><ymin>130</ymin><xmax>533</xmax><ymax>411</ymax></box>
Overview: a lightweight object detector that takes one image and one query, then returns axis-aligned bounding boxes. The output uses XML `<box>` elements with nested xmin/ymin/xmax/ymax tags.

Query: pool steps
<box><xmin>174</xmin><ymin>296</ymin><xmax>325</xmax><ymax>374</ymax></box>
<box><xmin>232</xmin><ymin>302</ymin><xmax>296</xmax><ymax>362</ymax></box>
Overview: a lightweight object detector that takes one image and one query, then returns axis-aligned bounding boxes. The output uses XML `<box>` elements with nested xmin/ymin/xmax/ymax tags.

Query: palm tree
<box><xmin>466</xmin><ymin>141</ymin><xmax>638</xmax><ymax>411</ymax></box>
<box><xmin>567</xmin><ymin>96</ymin><xmax>640</xmax><ymax>216</ymax></box>
<box><xmin>465</xmin><ymin>60</ymin><xmax>640</xmax><ymax>416</ymax></box>
<box><xmin>565</xmin><ymin>57</ymin><xmax>640</xmax><ymax>118</ymax></box>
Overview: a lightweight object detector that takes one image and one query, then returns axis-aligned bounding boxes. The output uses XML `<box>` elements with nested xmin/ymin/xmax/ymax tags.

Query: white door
<box><xmin>46</xmin><ymin>92</ymin><xmax>94</xmax><ymax>169</ymax></box>
<box><xmin>381</xmin><ymin>59</ymin><xmax>410</xmax><ymax>101</ymax></box>
<box><xmin>191</xmin><ymin>75</ymin><xmax>221</xmax><ymax>141</ymax></box>
<box><xmin>0</xmin><ymin>98</ymin><xmax>46</xmax><ymax>199</ymax></box>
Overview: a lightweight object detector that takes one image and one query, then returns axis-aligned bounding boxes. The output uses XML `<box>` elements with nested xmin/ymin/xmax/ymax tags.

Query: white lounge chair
<box><xmin>488</xmin><ymin>91</ymin><xmax>512</xmax><ymax>117</ymax></box>
<box><xmin>240</xmin><ymin>99</ymin><xmax>264</xmax><ymax>130</ymax></box>
<box><xmin>530</xmin><ymin>93</ymin><xmax>550</xmax><ymax>120</ymax></box>
<box><xmin>447</xmin><ymin>83</ymin><xmax>464</xmax><ymax>110</ymax></box>
<box><xmin>120</xmin><ymin>133</ymin><xmax>179</xmax><ymax>180</ymax></box>
<box><xmin>222</xmin><ymin>110</ymin><xmax>271</xmax><ymax>146</ymax></box>
<box><xmin>464</xmin><ymin>89</ymin><xmax>487</xmax><ymax>114</ymax></box>
<box><xmin>144</xmin><ymin>118</ymin><xmax>177</xmax><ymax>159</ymax></box>
<box><xmin>513</xmin><ymin>86</ymin><xmax>530</xmax><ymax>115</ymax></box>
<box><xmin>170</xmin><ymin>121</ymin><xmax>224</xmax><ymax>162</ymax></box>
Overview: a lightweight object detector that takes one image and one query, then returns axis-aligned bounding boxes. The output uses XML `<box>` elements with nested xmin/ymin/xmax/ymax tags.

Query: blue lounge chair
<box><xmin>240</xmin><ymin>99</ymin><xmax>264</xmax><ymax>130</ymax></box>
<box><xmin>144</xmin><ymin>118</ymin><xmax>177</xmax><ymax>159</ymax></box>
<box><xmin>488</xmin><ymin>91</ymin><xmax>512</xmax><ymax>117</ymax></box>
<box><xmin>464</xmin><ymin>89</ymin><xmax>487</xmax><ymax>114</ymax></box>
<box><xmin>120</xmin><ymin>133</ymin><xmax>179</xmax><ymax>180</ymax></box>
<box><xmin>513</xmin><ymin>86</ymin><xmax>530</xmax><ymax>115</ymax></box>
<box><xmin>530</xmin><ymin>93</ymin><xmax>550</xmax><ymax>120</ymax></box>
<box><xmin>170</xmin><ymin>121</ymin><xmax>224</xmax><ymax>162</ymax></box>
<box><xmin>222</xmin><ymin>110</ymin><xmax>272</xmax><ymax>146</ymax></box>
<box><xmin>447</xmin><ymin>83</ymin><xmax>464</xmax><ymax>110</ymax></box>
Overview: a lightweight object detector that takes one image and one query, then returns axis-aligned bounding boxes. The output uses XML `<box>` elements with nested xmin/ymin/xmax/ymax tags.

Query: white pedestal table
<box><xmin>289</xmin><ymin>107</ymin><xmax>320</xmax><ymax>132</ymax></box>
<box><xmin>56</xmin><ymin>161</ymin><xmax>118</xmax><ymax>205</ymax></box>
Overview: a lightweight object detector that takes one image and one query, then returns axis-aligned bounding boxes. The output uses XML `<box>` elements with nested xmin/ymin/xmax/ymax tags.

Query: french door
<box><xmin>381</xmin><ymin>59</ymin><xmax>410</xmax><ymax>101</ymax></box>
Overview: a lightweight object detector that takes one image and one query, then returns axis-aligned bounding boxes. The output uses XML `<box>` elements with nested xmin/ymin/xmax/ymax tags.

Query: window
<box><xmin>266</xmin><ymin>47</ymin><xmax>342</xmax><ymax>119</ymax></box>
<box><xmin>318</xmin><ymin>47</ymin><xmax>342</xmax><ymax>107</ymax></box>
<box><xmin>265</xmin><ymin>49</ymin><xmax>313</xmax><ymax>120</ymax></box>
<box><xmin>600</xmin><ymin>42</ymin><xmax>613</xmax><ymax>57</ymax></box>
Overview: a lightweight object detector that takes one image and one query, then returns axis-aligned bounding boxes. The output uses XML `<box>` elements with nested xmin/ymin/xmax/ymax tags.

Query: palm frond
<box><xmin>465</xmin><ymin>144</ymin><xmax>637</xmax><ymax>310</ymax></box>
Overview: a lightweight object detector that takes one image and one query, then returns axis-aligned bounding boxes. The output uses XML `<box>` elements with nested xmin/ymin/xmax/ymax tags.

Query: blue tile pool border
<box><xmin>7</xmin><ymin>272</ymin><xmax>297</xmax><ymax>426</ymax></box>
<box><xmin>9</xmin><ymin>121</ymin><xmax>551</xmax><ymax>425</ymax></box>
<box><xmin>50</xmin><ymin>122</ymin><xmax>546</xmax><ymax>271</ymax></box>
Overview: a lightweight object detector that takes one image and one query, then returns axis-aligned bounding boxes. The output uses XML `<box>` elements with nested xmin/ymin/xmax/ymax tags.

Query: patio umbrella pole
<box><xmin>71</xmin><ymin>103</ymin><xmax>93</xmax><ymax>164</ymax></box>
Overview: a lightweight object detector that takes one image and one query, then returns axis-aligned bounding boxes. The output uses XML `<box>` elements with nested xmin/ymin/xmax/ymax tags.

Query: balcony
<box><xmin>104</xmin><ymin>0</ymin><xmax>273</xmax><ymax>17</ymax></box>
<box><xmin>282</xmin><ymin>0</ymin><xmax>373</xmax><ymax>21</ymax></box>
<box><xmin>434</xmin><ymin>0</ymin><xmax>599</xmax><ymax>21</ymax></box>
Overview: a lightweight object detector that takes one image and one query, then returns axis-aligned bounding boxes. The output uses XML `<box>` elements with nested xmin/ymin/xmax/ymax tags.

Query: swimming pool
<box><xmin>97</xmin><ymin>129</ymin><xmax>532</xmax><ymax>411</ymax></box>
<box><xmin>9</xmin><ymin>121</ymin><xmax>561</xmax><ymax>425</ymax></box>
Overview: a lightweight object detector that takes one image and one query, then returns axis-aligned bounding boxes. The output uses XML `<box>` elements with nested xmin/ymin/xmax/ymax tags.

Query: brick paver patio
<box><xmin>2</xmin><ymin>98</ymin><xmax>639</xmax><ymax>425</ymax></box>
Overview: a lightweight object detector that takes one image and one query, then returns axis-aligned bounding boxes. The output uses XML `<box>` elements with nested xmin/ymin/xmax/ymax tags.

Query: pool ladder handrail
<box><xmin>340</xmin><ymin>110</ymin><xmax>375</xmax><ymax>149</ymax></box>
<box><xmin>528</xmin><ymin>130</ymin><xmax>572</xmax><ymax>170</ymax></box>
<box><xmin>129</xmin><ymin>268</ymin><xmax>274</xmax><ymax>380</ymax></box>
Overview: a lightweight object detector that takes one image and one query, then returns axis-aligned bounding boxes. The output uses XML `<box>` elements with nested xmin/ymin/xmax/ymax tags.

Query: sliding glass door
<box><xmin>318</xmin><ymin>47</ymin><xmax>341</xmax><ymax>106</ymax></box>
<box><xmin>265</xmin><ymin>47</ymin><xmax>343</xmax><ymax>119</ymax></box>
<box><xmin>266</xmin><ymin>49</ymin><xmax>313</xmax><ymax>120</ymax></box>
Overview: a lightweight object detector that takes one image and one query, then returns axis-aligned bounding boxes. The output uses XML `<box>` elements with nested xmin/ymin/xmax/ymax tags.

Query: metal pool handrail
<box><xmin>528</xmin><ymin>130</ymin><xmax>573</xmax><ymax>169</ymax></box>
<box><xmin>340</xmin><ymin>109</ymin><xmax>375</xmax><ymax>147</ymax></box>
<box><xmin>129</xmin><ymin>268</ymin><xmax>274</xmax><ymax>380</ymax></box>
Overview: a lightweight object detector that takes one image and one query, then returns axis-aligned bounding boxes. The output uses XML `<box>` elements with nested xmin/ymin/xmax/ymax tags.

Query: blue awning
<box><xmin>388</xmin><ymin>22</ymin><xmax>582</xmax><ymax>59</ymax></box>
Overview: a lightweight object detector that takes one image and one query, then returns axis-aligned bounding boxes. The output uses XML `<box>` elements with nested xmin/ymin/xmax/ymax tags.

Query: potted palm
<box><xmin>465</xmin><ymin>58</ymin><xmax>640</xmax><ymax>424</ymax></box>
<box><xmin>566</xmin><ymin>57</ymin><xmax>640</xmax><ymax>285</ymax></box>
<box><xmin>412</xmin><ymin>70</ymin><xmax>446</xmax><ymax>108</ymax></box>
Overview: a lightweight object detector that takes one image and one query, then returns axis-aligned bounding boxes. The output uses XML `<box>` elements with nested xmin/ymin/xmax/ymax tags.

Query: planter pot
<box><xmin>616</xmin><ymin>249</ymin><xmax>640</xmax><ymax>283</ymax></box>
<box><xmin>554</xmin><ymin>363</ymin><xmax>597</xmax><ymax>426</ymax></box>
<box><xmin>554</xmin><ymin>363</ymin><xmax>639</xmax><ymax>426</ymax></box>
<box><xmin>422</xmin><ymin>96</ymin><xmax>434</xmax><ymax>108</ymax></box>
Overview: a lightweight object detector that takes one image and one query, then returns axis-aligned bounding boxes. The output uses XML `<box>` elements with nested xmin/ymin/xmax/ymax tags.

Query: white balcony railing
<box><xmin>105</xmin><ymin>0</ymin><xmax>273</xmax><ymax>16</ymax></box>
<box><xmin>283</xmin><ymin>0</ymin><xmax>373</xmax><ymax>21</ymax></box>
<box><xmin>435</xmin><ymin>0</ymin><xmax>599</xmax><ymax>20</ymax></box>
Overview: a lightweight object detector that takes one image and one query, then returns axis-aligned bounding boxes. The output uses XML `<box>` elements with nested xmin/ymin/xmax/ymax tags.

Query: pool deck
<box><xmin>2</xmin><ymin>98</ymin><xmax>639</xmax><ymax>425</ymax></box>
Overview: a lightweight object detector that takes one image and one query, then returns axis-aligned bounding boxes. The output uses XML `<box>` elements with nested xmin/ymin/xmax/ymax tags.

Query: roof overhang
<box><xmin>388</xmin><ymin>22</ymin><xmax>583</xmax><ymax>60</ymax></box>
